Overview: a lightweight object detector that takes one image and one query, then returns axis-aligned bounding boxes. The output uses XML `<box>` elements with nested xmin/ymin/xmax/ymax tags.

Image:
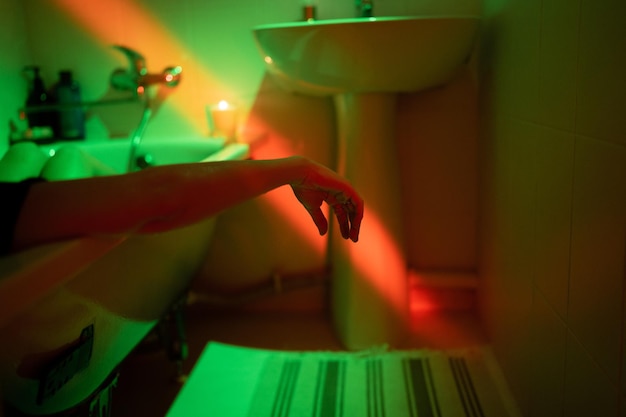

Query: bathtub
<box><xmin>0</xmin><ymin>138</ymin><xmax>249</xmax><ymax>415</ymax></box>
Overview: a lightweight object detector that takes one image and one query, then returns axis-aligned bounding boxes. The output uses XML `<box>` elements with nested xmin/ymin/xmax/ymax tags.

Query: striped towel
<box><xmin>249</xmin><ymin>350</ymin><xmax>483</xmax><ymax>417</ymax></box>
<box><xmin>167</xmin><ymin>343</ymin><xmax>513</xmax><ymax>417</ymax></box>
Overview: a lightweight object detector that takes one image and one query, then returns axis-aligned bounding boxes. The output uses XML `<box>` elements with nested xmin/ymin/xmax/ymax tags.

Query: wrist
<box><xmin>282</xmin><ymin>156</ymin><xmax>310</xmax><ymax>186</ymax></box>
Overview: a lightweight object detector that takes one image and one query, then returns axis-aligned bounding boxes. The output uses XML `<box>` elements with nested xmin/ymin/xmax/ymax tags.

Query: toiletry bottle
<box><xmin>23</xmin><ymin>66</ymin><xmax>55</xmax><ymax>130</ymax></box>
<box><xmin>53</xmin><ymin>70</ymin><xmax>85</xmax><ymax>140</ymax></box>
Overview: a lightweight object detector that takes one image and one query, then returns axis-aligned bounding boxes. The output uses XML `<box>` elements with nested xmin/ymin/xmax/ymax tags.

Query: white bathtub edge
<box><xmin>201</xmin><ymin>143</ymin><xmax>250</xmax><ymax>162</ymax></box>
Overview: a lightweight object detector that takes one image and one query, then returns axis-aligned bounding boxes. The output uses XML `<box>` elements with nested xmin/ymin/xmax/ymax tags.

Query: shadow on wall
<box><xmin>397</xmin><ymin>68</ymin><xmax>479</xmax><ymax>272</ymax></box>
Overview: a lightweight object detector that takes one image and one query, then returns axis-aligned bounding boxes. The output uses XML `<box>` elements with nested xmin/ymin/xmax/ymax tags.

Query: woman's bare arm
<box><xmin>12</xmin><ymin>156</ymin><xmax>363</xmax><ymax>250</ymax></box>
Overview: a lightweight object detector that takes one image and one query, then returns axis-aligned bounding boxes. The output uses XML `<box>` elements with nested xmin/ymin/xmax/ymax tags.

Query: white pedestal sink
<box><xmin>252</xmin><ymin>16</ymin><xmax>479</xmax><ymax>349</ymax></box>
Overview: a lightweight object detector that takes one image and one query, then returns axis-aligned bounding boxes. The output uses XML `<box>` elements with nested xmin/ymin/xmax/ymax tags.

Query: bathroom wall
<box><xmin>4</xmin><ymin>0</ymin><xmax>481</xmax><ymax>300</ymax></box>
<box><xmin>0</xmin><ymin>1</ymin><xmax>32</xmax><ymax>156</ymax></box>
<box><xmin>478</xmin><ymin>0</ymin><xmax>626</xmax><ymax>414</ymax></box>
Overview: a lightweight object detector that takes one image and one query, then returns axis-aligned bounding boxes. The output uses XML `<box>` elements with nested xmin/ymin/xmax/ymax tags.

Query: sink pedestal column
<box><xmin>330</xmin><ymin>92</ymin><xmax>409</xmax><ymax>350</ymax></box>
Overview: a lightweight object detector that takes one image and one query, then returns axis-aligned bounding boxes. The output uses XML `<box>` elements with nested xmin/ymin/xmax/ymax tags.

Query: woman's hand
<box><xmin>289</xmin><ymin>157</ymin><xmax>363</xmax><ymax>242</ymax></box>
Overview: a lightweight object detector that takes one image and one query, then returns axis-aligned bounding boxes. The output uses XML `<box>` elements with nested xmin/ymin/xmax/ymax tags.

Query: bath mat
<box><xmin>166</xmin><ymin>342</ymin><xmax>517</xmax><ymax>417</ymax></box>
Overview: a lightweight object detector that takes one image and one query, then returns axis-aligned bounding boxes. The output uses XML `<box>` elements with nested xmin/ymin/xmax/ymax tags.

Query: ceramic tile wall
<box><xmin>0</xmin><ymin>1</ymin><xmax>31</xmax><ymax>155</ymax></box>
<box><xmin>3</xmin><ymin>0</ymin><xmax>483</xmax><ymax>295</ymax></box>
<box><xmin>479</xmin><ymin>0</ymin><xmax>626</xmax><ymax>414</ymax></box>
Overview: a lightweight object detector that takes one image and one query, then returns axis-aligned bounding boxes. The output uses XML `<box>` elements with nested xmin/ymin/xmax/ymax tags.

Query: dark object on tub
<box><xmin>4</xmin><ymin>366</ymin><xmax>119</xmax><ymax>417</ymax></box>
<box><xmin>37</xmin><ymin>325</ymin><xmax>95</xmax><ymax>406</ymax></box>
<box><xmin>23</xmin><ymin>66</ymin><xmax>56</xmax><ymax>131</ymax></box>
<box><xmin>0</xmin><ymin>178</ymin><xmax>45</xmax><ymax>256</ymax></box>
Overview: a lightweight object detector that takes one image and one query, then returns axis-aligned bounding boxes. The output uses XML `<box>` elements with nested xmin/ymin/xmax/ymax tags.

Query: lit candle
<box><xmin>302</xmin><ymin>0</ymin><xmax>317</xmax><ymax>21</ymax></box>
<box><xmin>207</xmin><ymin>100</ymin><xmax>238</xmax><ymax>141</ymax></box>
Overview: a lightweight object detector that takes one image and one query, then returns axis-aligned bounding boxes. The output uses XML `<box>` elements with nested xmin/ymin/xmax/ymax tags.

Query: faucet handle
<box><xmin>112</xmin><ymin>45</ymin><xmax>147</xmax><ymax>76</ymax></box>
<box><xmin>110</xmin><ymin>45</ymin><xmax>182</xmax><ymax>94</ymax></box>
<box><xmin>110</xmin><ymin>45</ymin><xmax>147</xmax><ymax>93</ymax></box>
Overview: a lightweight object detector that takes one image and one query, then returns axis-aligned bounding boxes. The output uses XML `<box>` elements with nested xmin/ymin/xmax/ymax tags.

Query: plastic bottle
<box><xmin>53</xmin><ymin>70</ymin><xmax>86</xmax><ymax>140</ymax></box>
<box><xmin>23</xmin><ymin>66</ymin><xmax>55</xmax><ymax>130</ymax></box>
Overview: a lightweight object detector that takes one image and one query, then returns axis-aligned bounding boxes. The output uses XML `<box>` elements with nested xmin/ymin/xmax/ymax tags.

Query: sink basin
<box><xmin>252</xmin><ymin>16</ymin><xmax>480</xmax><ymax>96</ymax></box>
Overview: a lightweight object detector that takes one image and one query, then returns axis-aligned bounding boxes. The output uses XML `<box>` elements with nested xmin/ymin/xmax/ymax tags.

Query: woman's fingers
<box><xmin>346</xmin><ymin>198</ymin><xmax>363</xmax><ymax>243</ymax></box>
<box><xmin>332</xmin><ymin>203</ymin><xmax>350</xmax><ymax>239</ymax></box>
<box><xmin>307</xmin><ymin>205</ymin><xmax>329</xmax><ymax>236</ymax></box>
<box><xmin>327</xmin><ymin>193</ymin><xmax>363</xmax><ymax>242</ymax></box>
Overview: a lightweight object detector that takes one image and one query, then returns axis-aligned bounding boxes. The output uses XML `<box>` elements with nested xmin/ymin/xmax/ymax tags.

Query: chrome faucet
<box><xmin>110</xmin><ymin>45</ymin><xmax>182</xmax><ymax>95</ymax></box>
<box><xmin>109</xmin><ymin>45</ymin><xmax>182</xmax><ymax>172</ymax></box>
<box><xmin>356</xmin><ymin>0</ymin><xmax>373</xmax><ymax>17</ymax></box>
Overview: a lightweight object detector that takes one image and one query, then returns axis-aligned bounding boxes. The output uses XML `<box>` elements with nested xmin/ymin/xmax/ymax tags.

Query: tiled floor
<box><xmin>112</xmin><ymin>306</ymin><xmax>487</xmax><ymax>416</ymax></box>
